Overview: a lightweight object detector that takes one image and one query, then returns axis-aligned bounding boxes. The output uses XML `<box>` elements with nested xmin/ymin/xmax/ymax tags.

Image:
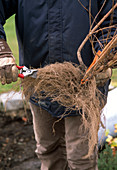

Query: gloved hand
<box><xmin>95</xmin><ymin>68</ymin><xmax>112</xmax><ymax>87</ymax></box>
<box><xmin>108</xmin><ymin>52</ymin><xmax>117</xmax><ymax>69</ymax></box>
<box><xmin>0</xmin><ymin>39</ymin><xmax>18</xmax><ymax>85</ymax></box>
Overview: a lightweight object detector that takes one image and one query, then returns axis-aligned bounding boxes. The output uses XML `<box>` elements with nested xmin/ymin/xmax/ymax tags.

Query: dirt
<box><xmin>0</xmin><ymin>110</ymin><xmax>41</xmax><ymax>170</ymax></box>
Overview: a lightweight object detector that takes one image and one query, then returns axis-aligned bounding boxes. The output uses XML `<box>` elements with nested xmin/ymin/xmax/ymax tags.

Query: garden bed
<box><xmin>0</xmin><ymin>111</ymin><xmax>41</xmax><ymax>170</ymax></box>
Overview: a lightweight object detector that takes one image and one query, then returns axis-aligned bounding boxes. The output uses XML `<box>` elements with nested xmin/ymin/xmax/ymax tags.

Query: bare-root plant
<box><xmin>22</xmin><ymin>1</ymin><xmax>117</xmax><ymax>158</ymax></box>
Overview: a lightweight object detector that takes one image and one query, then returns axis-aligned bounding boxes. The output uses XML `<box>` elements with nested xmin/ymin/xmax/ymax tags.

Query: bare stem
<box><xmin>82</xmin><ymin>34</ymin><xmax>117</xmax><ymax>81</ymax></box>
<box><xmin>77</xmin><ymin>3</ymin><xmax>117</xmax><ymax>65</ymax></box>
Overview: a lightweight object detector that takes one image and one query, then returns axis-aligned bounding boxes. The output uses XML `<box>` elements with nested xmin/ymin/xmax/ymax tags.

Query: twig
<box><xmin>93</xmin><ymin>24</ymin><xmax>117</xmax><ymax>34</ymax></box>
<box><xmin>82</xmin><ymin>34</ymin><xmax>117</xmax><ymax>81</ymax></box>
<box><xmin>90</xmin><ymin>0</ymin><xmax>107</xmax><ymax>31</ymax></box>
<box><xmin>77</xmin><ymin>3</ymin><xmax>117</xmax><ymax>65</ymax></box>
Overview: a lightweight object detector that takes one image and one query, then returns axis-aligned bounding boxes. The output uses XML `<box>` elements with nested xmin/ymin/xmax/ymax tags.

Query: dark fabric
<box><xmin>30</xmin><ymin>79</ymin><xmax>110</xmax><ymax>118</ymax></box>
<box><xmin>0</xmin><ymin>39</ymin><xmax>12</xmax><ymax>53</ymax></box>
<box><xmin>30</xmin><ymin>97</ymin><xmax>80</xmax><ymax>118</ymax></box>
<box><xmin>0</xmin><ymin>24</ymin><xmax>6</xmax><ymax>40</ymax></box>
<box><xmin>0</xmin><ymin>0</ymin><xmax>117</xmax><ymax>67</ymax></box>
<box><xmin>0</xmin><ymin>0</ymin><xmax>116</xmax><ymax>116</ymax></box>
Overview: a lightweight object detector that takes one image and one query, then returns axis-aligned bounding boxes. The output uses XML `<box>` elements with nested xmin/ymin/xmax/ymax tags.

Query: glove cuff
<box><xmin>0</xmin><ymin>39</ymin><xmax>12</xmax><ymax>55</ymax></box>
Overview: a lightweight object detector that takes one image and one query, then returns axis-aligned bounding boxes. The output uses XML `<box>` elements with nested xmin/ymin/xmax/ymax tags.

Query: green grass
<box><xmin>4</xmin><ymin>15</ymin><xmax>18</xmax><ymax>63</ymax></box>
<box><xmin>0</xmin><ymin>15</ymin><xmax>117</xmax><ymax>93</ymax></box>
<box><xmin>111</xmin><ymin>69</ymin><xmax>117</xmax><ymax>87</ymax></box>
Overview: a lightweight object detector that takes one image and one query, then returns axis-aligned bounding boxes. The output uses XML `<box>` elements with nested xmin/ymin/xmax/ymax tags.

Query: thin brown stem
<box><xmin>82</xmin><ymin>34</ymin><xmax>117</xmax><ymax>81</ymax></box>
<box><xmin>77</xmin><ymin>3</ymin><xmax>117</xmax><ymax>65</ymax></box>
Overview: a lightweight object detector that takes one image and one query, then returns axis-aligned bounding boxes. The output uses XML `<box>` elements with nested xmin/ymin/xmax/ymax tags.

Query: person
<box><xmin>0</xmin><ymin>0</ymin><xmax>117</xmax><ymax>169</ymax></box>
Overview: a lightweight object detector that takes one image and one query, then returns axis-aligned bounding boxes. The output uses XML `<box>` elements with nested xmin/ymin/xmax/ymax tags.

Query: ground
<box><xmin>0</xmin><ymin>110</ymin><xmax>41</xmax><ymax>170</ymax></box>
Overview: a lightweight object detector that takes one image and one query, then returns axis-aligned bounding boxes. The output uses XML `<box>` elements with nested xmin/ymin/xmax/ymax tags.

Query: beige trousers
<box><xmin>30</xmin><ymin>103</ymin><xmax>98</xmax><ymax>170</ymax></box>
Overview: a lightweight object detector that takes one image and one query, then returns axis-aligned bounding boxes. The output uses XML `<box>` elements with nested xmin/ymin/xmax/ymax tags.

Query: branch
<box><xmin>77</xmin><ymin>3</ymin><xmax>117</xmax><ymax>65</ymax></box>
<box><xmin>82</xmin><ymin>34</ymin><xmax>117</xmax><ymax>82</ymax></box>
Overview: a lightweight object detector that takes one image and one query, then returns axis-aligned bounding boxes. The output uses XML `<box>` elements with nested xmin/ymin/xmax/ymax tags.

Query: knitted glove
<box><xmin>107</xmin><ymin>52</ymin><xmax>117</xmax><ymax>69</ymax></box>
<box><xmin>0</xmin><ymin>39</ymin><xmax>18</xmax><ymax>85</ymax></box>
<box><xmin>95</xmin><ymin>68</ymin><xmax>112</xmax><ymax>87</ymax></box>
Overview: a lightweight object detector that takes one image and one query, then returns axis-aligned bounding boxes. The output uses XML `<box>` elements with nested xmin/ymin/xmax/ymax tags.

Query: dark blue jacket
<box><xmin>0</xmin><ymin>0</ymin><xmax>117</xmax><ymax>117</ymax></box>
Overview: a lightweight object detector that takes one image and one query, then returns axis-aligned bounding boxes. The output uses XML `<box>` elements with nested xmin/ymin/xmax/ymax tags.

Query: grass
<box><xmin>111</xmin><ymin>69</ymin><xmax>117</xmax><ymax>87</ymax></box>
<box><xmin>0</xmin><ymin>15</ymin><xmax>117</xmax><ymax>93</ymax></box>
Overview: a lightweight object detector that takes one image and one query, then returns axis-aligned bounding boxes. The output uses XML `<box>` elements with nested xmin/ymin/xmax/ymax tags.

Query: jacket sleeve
<box><xmin>0</xmin><ymin>0</ymin><xmax>17</xmax><ymax>40</ymax></box>
<box><xmin>94</xmin><ymin>0</ymin><xmax>117</xmax><ymax>52</ymax></box>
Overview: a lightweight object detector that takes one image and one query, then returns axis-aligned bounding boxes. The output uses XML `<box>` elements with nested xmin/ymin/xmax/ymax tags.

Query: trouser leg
<box><xmin>30</xmin><ymin>103</ymin><xmax>68</xmax><ymax>170</ymax></box>
<box><xmin>65</xmin><ymin>115</ymin><xmax>98</xmax><ymax>170</ymax></box>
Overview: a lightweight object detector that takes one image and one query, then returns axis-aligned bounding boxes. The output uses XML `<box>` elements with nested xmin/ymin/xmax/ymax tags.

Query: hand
<box><xmin>0</xmin><ymin>39</ymin><xmax>18</xmax><ymax>85</ymax></box>
<box><xmin>108</xmin><ymin>52</ymin><xmax>117</xmax><ymax>69</ymax></box>
<box><xmin>95</xmin><ymin>68</ymin><xmax>112</xmax><ymax>87</ymax></box>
